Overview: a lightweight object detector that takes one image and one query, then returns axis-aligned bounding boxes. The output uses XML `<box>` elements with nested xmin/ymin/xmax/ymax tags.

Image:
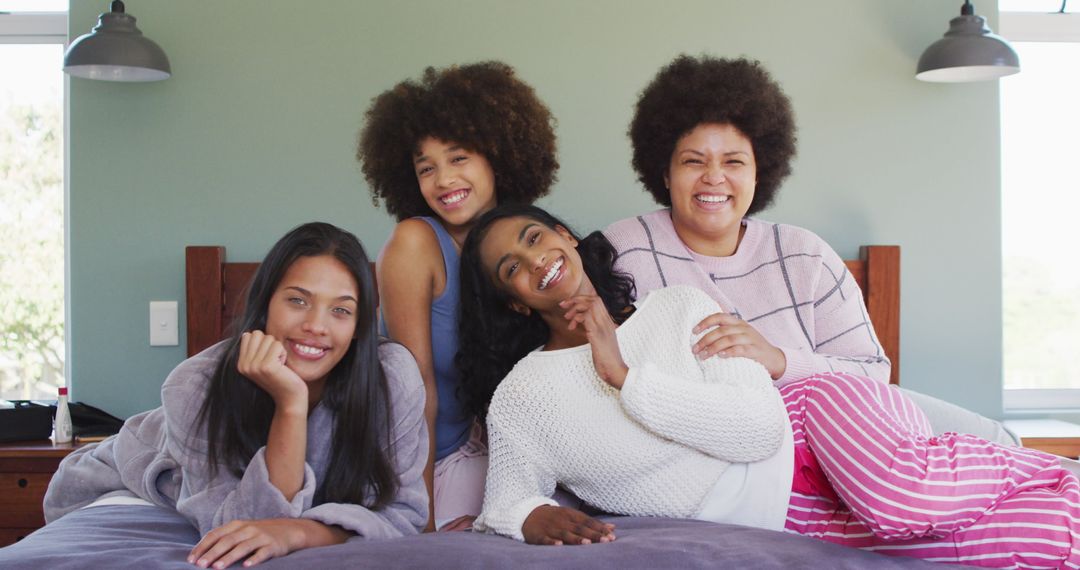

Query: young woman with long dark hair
<box><xmin>43</xmin><ymin>222</ymin><xmax>428</xmax><ymax>568</ymax></box>
<box><xmin>458</xmin><ymin>205</ymin><xmax>1080</xmax><ymax>568</ymax></box>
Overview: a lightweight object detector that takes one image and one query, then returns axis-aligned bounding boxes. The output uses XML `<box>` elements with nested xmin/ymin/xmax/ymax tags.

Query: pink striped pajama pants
<box><xmin>779</xmin><ymin>373</ymin><xmax>1080</xmax><ymax>568</ymax></box>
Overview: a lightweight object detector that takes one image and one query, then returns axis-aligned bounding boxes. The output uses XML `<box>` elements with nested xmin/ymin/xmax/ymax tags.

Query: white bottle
<box><xmin>54</xmin><ymin>386</ymin><xmax>72</xmax><ymax>444</ymax></box>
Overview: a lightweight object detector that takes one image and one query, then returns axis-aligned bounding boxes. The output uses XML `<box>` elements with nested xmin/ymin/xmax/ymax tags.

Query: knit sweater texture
<box><xmin>603</xmin><ymin>210</ymin><xmax>890</xmax><ymax>385</ymax></box>
<box><xmin>474</xmin><ymin>286</ymin><xmax>790</xmax><ymax>541</ymax></box>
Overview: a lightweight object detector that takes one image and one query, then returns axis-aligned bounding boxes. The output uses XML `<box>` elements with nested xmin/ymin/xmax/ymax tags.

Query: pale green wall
<box><xmin>68</xmin><ymin>0</ymin><xmax>1005</xmax><ymax>419</ymax></box>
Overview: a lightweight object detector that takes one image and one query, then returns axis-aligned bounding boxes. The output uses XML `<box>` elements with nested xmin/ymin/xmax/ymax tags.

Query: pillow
<box><xmin>900</xmin><ymin>388</ymin><xmax>1019</xmax><ymax>446</ymax></box>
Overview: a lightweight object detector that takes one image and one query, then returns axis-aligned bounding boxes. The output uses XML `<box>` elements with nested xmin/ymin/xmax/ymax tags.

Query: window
<box><xmin>0</xmin><ymin>3</ymin><xmax>66</xmax><ymax>400</ymax></box>
<box><xmin>1000</xmin><ymin>6</ymin><xmax>1080</xmax><ymax>409</ymax></box>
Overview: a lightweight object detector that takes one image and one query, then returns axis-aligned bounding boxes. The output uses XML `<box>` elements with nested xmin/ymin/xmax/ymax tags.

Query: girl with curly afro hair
<box><xmin>356</xmin><ymin>61</ymin><xmax>558</xmax><ymax>533</ymax></box>
<box><xmin>604</xmin><ymin>55</ymin><xmax>893</xmax><ymax>388</ymax></box>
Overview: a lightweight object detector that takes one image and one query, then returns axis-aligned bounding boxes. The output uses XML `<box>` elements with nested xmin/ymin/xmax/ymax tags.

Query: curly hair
<box><xmin>456</xmin><ymin>204</ymin><xmax>636</xmax><ymax>421</ymax></box>
<box><xmin>357</xmin><ymin>61</ymin><xmax>559</xmax><ymax>221</ymax></box>
<box><xmin>629</xmin><ymin>55</ymin><xmax>797</xmax><ymax>215</ymax></box>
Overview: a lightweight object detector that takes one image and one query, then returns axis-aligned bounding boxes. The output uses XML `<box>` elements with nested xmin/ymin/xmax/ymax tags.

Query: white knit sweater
<box><xmin>474</xmin><ymin>286</ymin><xmax>791</xmax><ymax>541</ymax></box>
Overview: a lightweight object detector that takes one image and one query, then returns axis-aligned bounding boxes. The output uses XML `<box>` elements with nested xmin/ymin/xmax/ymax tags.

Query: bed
<box><xmin>0</xmin><ymin>243</ymin><xmax>959</xmax><ymax>568</ymax></box>
<box><xmin>184</xmin><ymin>244</ymin><xmax>902</xmax><ymax>384</ymax></box>
<box><xmin>0</xmin><ymin>505</ymin><xmax>944</xmax><ymax>569</ymax></box>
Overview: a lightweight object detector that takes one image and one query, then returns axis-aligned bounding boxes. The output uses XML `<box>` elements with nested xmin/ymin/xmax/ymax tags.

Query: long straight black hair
<box><xmin>197</xmin><ymin>222</ymin><xmax>398</xmax><ymax>508</ymax></box>
<box><xmin>456</xmin><ymin>204</ymin><xmax>635</xmax><ymax>421</ymax></box>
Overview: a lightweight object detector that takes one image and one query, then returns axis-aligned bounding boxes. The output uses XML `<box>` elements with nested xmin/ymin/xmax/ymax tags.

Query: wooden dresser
<box><xmin>0</xmin><ymin>440</ymin><xmax>83</xmax><ymax>546</ymax></box>
<box><xmin>1005</xmin><ymin>419</ymin><xmax>1080</xmax><ymax>459</ymax></box>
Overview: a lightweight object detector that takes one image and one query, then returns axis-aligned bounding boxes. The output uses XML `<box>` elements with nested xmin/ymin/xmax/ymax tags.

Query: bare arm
<box><xmin>378</xmin><ymin>219</ymin><xmax>444</xmax><ymax>531</ymax></box>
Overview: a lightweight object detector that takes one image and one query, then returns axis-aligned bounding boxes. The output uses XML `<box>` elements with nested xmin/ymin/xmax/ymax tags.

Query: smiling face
<box><xmin>414</xmin><ymin>137</ymin><xmax>498</xmax><ymax>232</ymax></box>
<box><xmin>264</xmin><ymin>254</ymin><xmax>359</xmax><ymax>391</ymax></box>
<box><xmin>478</xmin><ymin>216</ymin><xmax>585</xmax><ymax>316</ymax></box>
<box><xmin>666</xmin><ymin>122</ymin><xmax>757</xmax><ymax>257</ymax></box>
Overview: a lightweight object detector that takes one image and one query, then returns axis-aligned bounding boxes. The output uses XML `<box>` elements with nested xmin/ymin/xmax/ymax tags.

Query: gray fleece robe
<box><xmin>43</xmin><ymin>341</ymin><xmax>429</xmax><ymax>540</ymax></box>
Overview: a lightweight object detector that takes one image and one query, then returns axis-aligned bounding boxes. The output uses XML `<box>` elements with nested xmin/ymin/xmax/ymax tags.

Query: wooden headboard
<box><xmin>186</xmin><ymin>244</ymin><xmax>900</xmax><ymax>384</ymax></box>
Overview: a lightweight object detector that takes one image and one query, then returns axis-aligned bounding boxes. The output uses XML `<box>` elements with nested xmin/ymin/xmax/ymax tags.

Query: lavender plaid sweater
<box><xmin>604</xmin><ymin>209</ymin><xmax>889</xmax><ymax>385</ymax></box>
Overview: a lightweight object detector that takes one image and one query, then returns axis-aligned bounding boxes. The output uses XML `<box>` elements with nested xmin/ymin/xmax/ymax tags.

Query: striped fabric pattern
<box><xmin>781</xmin><ymin>373</ymin><xmax>1080</xmax><ymax>568</ymax></box>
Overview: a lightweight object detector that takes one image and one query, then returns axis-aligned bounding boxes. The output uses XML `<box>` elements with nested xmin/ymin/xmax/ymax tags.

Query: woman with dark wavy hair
<box><xmin>458</xmin><ymin>206</ymin><xmax>1080</xmax><ymax>568</ymax></box>
<box><xmin>456</xmin><ymin>204</ymin><xmax>636</xmax><ymax>424</ymax></box>
<box><xmin>357</xmin><ymin>61</ymin><xmax>558</xmax><ymax>531</ymax></box>
<box><xmin>43</xmin><ymin>223</ymin><xmax>428</xmax><ymax>568</ymax></box>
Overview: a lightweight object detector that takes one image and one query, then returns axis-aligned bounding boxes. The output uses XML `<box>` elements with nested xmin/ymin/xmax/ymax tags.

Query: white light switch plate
<box><xmin>150</xmin><ymin>301</ymin><xmax>179</xmax><ymax>346</ymax></box>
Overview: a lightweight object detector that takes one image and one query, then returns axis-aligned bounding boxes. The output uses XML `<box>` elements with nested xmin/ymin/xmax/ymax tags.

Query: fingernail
<box><xmin>581</xmin><ymin>539</ymin><xmax>591</xmax><ymax>545</ymax></box>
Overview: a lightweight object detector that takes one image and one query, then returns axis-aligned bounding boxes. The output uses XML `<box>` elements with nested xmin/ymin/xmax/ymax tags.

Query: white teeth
<box><xmin>441</xmin><ymin>191</ymin><xmax>467</xmax><ymax>204</ymax></box>
<box><xmin>696</xmin><ymin>194</ymin><xmax>730</xmax><ymax>203</ymax></box>
<box><xmin>294</xmin><ymin>343</ymin><xmax>325</xmax><ymax>355</ymax></box>
<box><xmin>539</xmin><ymin>258</ymin><xmax>564</xmax><ymax>290</ymax></box>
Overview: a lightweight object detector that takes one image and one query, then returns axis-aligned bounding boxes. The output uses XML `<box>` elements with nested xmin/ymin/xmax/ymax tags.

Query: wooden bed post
<box><xmin>862</xmin><ymin>245</ymin><xmax>900</xmax><ymax>385</ymax></box>
<box><xmin>186</xmin><ymin>246</ymin><xmax>225</xmax><ymax>357</ymax></box>
<box><xmin>186</xmin><ymin>243</ymin><xmax>899</xmax><ymax>383</ymax></box>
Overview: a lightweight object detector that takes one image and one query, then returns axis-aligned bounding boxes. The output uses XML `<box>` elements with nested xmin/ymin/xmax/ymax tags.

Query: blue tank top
<box><xmin>380</xmin><ymin>217</ymin><xmax>471</xmax><ymax>460</ymax></box>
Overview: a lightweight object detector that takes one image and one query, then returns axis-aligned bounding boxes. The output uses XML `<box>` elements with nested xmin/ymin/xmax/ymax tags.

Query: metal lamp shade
<box><xmin>64</xmin><ymin>2</ymin><xmax>171</xmax><ymax>82</ymax></box>
<box><xmin>917</xmin><ymin>13</ymin><xmax>1019</xmax><ymax>83</ymax></box>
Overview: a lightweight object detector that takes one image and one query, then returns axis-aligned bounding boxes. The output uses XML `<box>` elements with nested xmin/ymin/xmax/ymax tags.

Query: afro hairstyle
<box><xmin>628</xmin><ymin>55</ymin><xmax>797</xmax><ymax>215</ymax></box>
<box><xmin>357</xmin><ymin>61</ymin><xmax>558</xmax><ymax>221</ymax></box>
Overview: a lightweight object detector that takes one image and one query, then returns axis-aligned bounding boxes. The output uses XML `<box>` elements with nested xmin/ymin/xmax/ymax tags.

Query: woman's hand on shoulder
<box><xmin>522</xmin><ymin>505</ymin><xmax>616</xmax><ymax>546</ymax></box>
<box><xmin>560</xmin><ymin>295</ymin><xmax>628</xmax><ymax>389</ymax></box>
<box><xmin>692</xmin><ymin>312</ymin><xmax>787</xmax><ymax>379</ymax></box>
<box><xmin>188</xmin><ymin>518</ymin><xmax>349</xmax><ymax>568</ymax></box>
<box><xmin>238</xmin><ymin>331</ymin><xmax>307</xmax><ymax>413</ymax></box>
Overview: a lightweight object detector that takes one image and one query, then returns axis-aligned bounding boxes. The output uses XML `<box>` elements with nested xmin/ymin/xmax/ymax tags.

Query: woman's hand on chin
<box><xmin>522</xmin><ymin>505</ymin><xmax>616</xmax><ymax>546</ymax></box>
<box><xmin>238</xmin><ymin>331</ymin><xmax>308</xmax><ymax>413</ymax></box>
<box><xmin>188</xmin><ymin>519</ymin><xmax>349</xmax><ymax>568</ymax></box>
<box><xmin>692</xmin><ymin>312</ymin><xmax>787</xmax><ymax>379</ymax></box>
<box><xmin>559</xmin><ymin>296</ymin><xmax>628</xmax><ymax>389</ymax></box>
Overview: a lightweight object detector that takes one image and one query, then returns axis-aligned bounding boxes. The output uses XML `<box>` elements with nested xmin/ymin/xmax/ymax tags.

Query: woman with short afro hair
<box><xmin>605</xmin><ymin>54</ymin><xmax>891</xmax><ymax>387</ymax></box>
<box><xmin>627</xmin><ymin>55</ymin><xmax>795</xmax><ymax>216</ymax></box>
<box><xmin>356</xmin><ymin>61</ymin><xmax>558</xmax><ymax>533</ymax></box>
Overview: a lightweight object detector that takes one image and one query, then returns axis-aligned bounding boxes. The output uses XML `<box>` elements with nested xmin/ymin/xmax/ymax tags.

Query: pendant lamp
<box><xmin>63</xmin><ymin>0</ymin><xmax>171</xmax><ymax>82</ymax></box>
<box><xmin>916</xmin><ymin>0</ymin><xmax>1020</xmax><ymax>82</ymax></box>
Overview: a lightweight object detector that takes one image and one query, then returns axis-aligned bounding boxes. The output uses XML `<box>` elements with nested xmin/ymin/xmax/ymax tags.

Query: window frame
<box><xmin>0</xmin><ymin>12</ymin><xmax>65</xmax><ymax>42</ymax></box>
<box><xmin>0</xmin><ymin>9</ymin><xmax>70</xmax><ymax>397</ymax></box>
<box><xmin>1000</xmin><ymin>11</ymin><xmax>1080</xmax><ymax>412</ymax></box>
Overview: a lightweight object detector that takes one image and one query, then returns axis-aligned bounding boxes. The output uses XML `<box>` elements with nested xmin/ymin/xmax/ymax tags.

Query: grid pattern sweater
<box><xmin>473</xmin><ymin>286</ymin><xmax>789</xmax><ymax>541</ymax></box>
<box><xmin>603</xmin><ymin>210</ymin><xmax>890</xmax><ymax>386</ymax></box>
